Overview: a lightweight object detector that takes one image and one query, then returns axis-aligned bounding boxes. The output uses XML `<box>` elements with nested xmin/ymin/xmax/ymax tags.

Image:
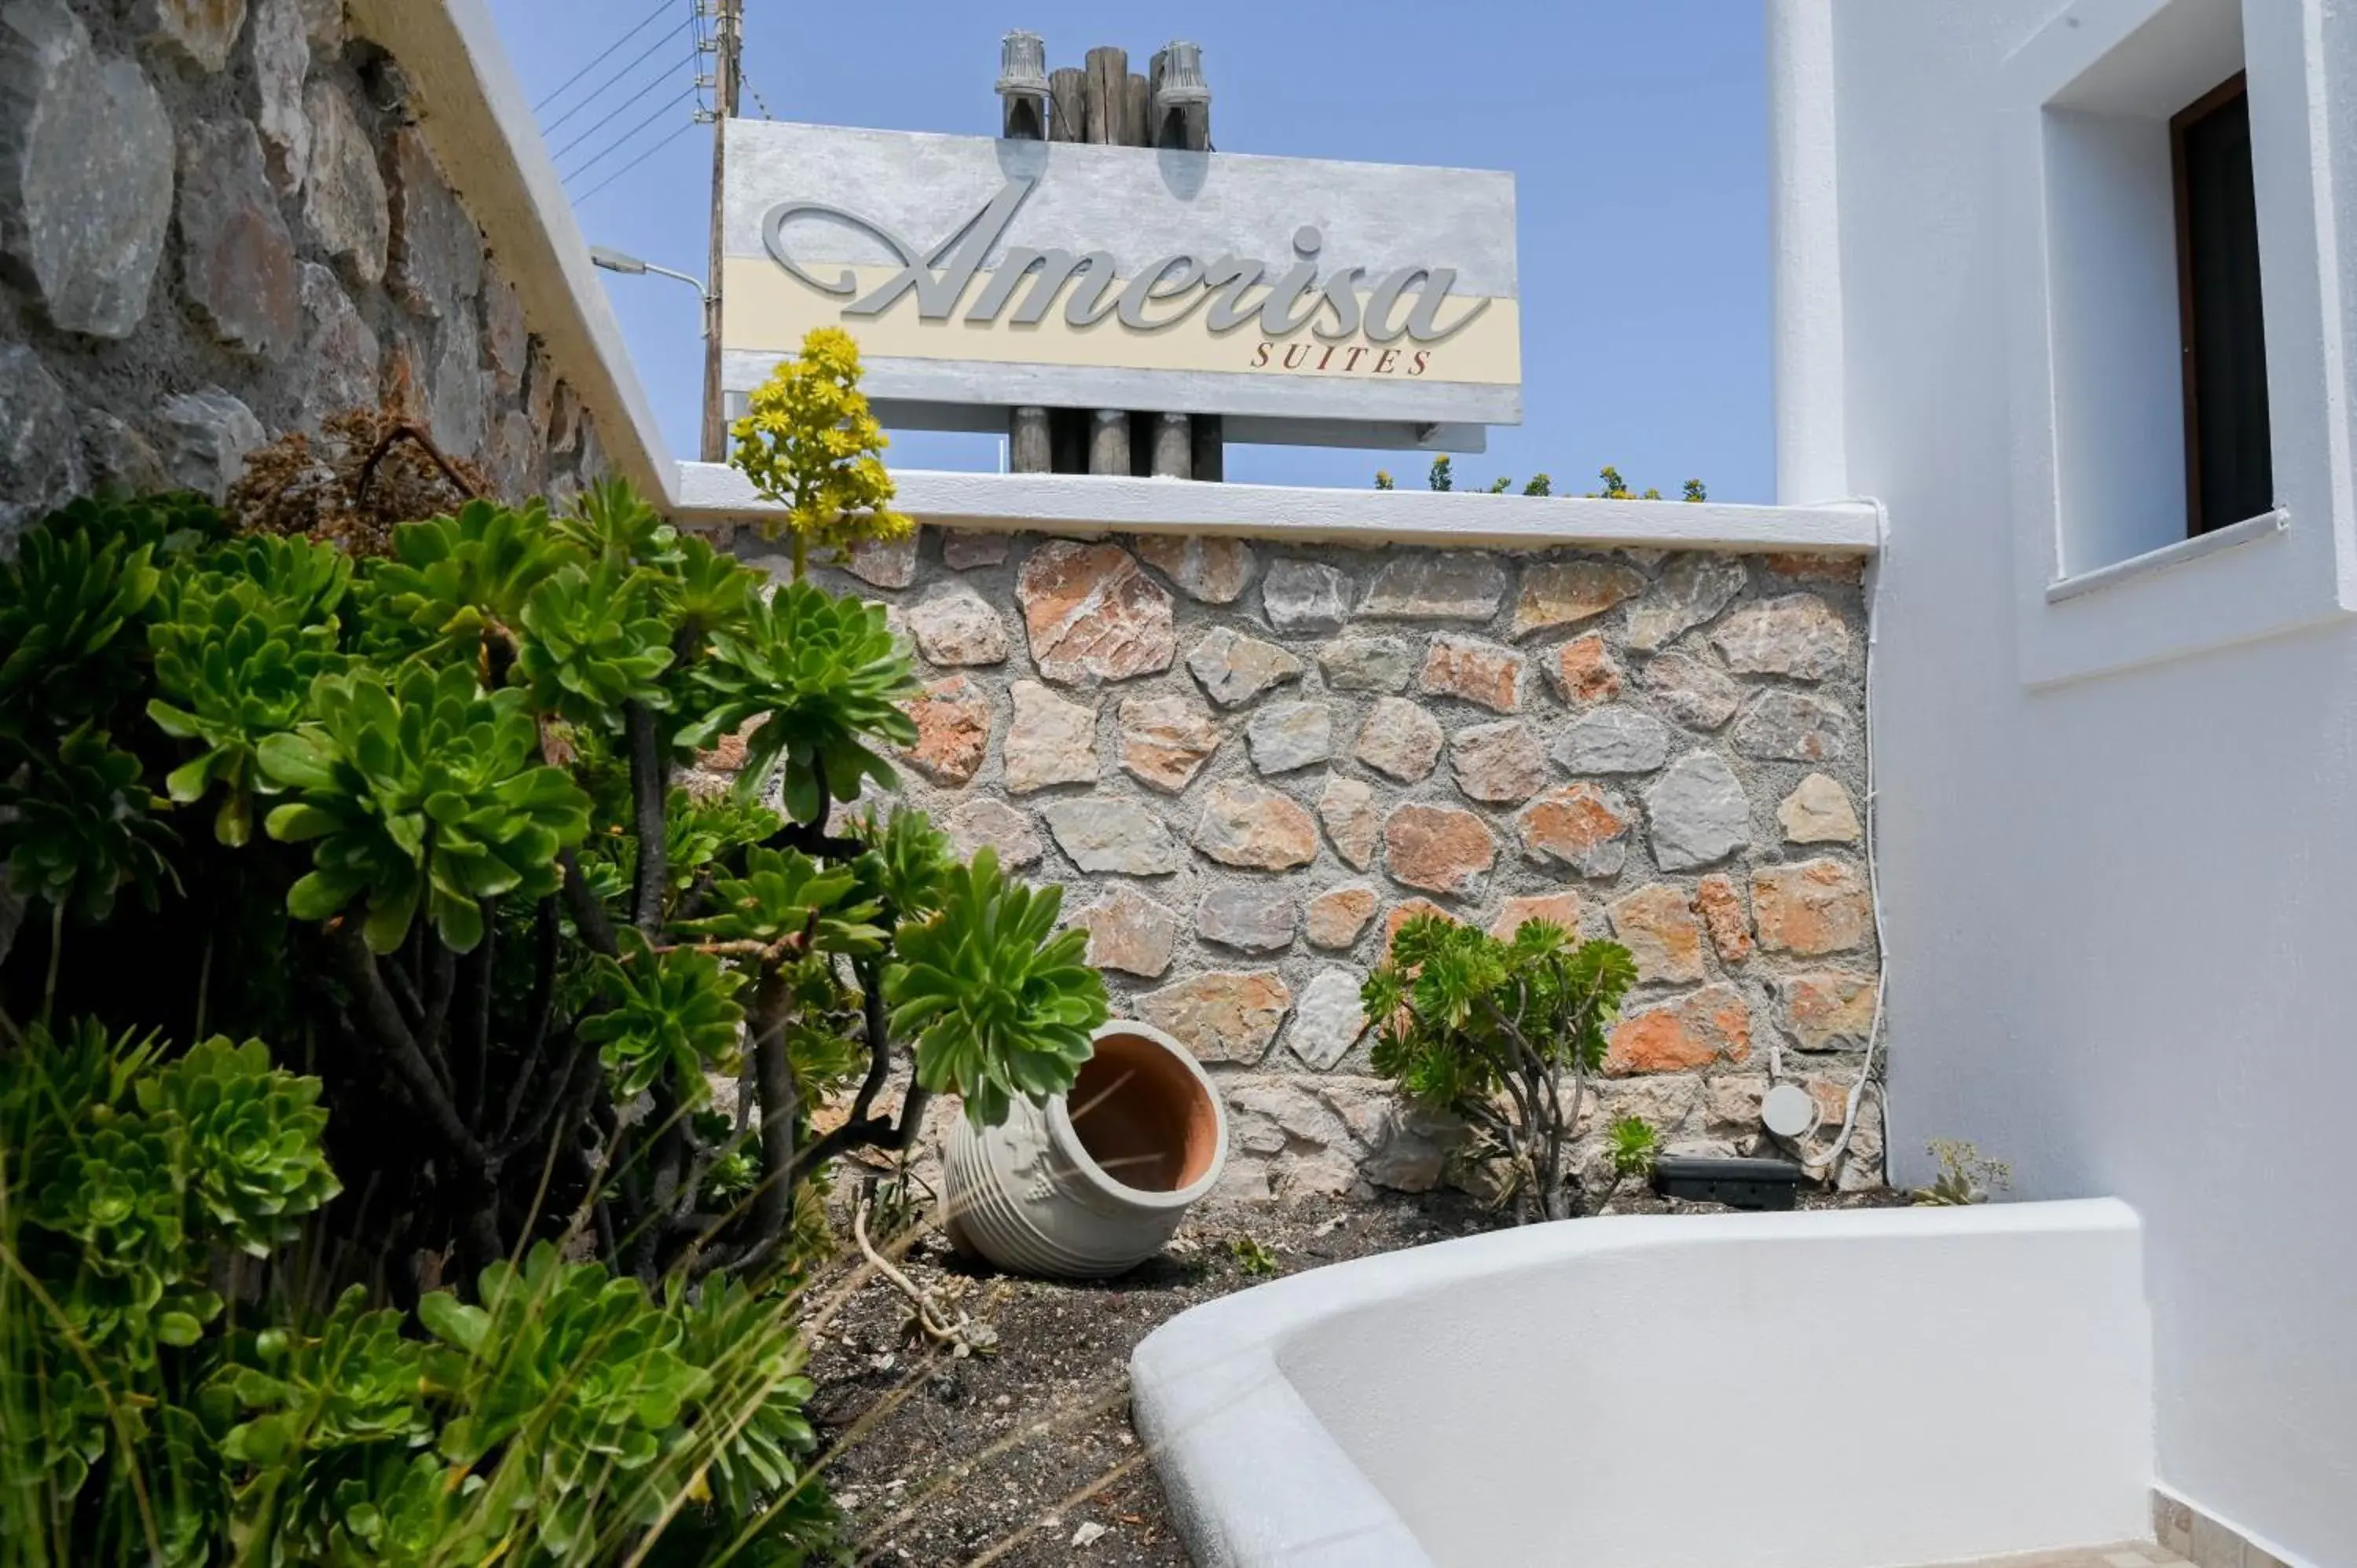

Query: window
<box><xmin>2172</xmin><ymin>73</ymin><xmax>2271</xmax><ymax>536</ymax></box>
<box><xmin>1999</xmin><ymin>0</ymin><xmax>2356</xmax><ymax>687</ymax></box>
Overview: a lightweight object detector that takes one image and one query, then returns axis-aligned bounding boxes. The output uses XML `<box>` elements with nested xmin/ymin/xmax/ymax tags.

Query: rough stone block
<box><xmin>157</xmin><ymin>385</ymin><xmax>263</xmax><ymax>501</ymax></box>
<box><xmin>1261</xmin><ymin>558</ymin><xmax>1351</xmax><ymax>634</ymax></box>
<box><xmin>1607</xmin><ymin>884</ymin><xmax>1706</xmax><ymax>983</ymax></box>
<box><xmin>1553</xmin><ymin>705</ymin><xmax>1671</xmax><ymax>775</ymax></box>
<box><xmin>1136</xmin><ymin>533</ymin><xmax>1253</xmax><ymax>603</ymax></box>
<box><xmin>1317</xmin><ymin>633</ymin><xmax>1415</xmax><ymax>692</ymax></box>
<box><xmin>1753</xmin><ymin>859</ymin><xmax>1873</xmax><ymax>956</ymax></box>
<box><xmin>1625</xmin><ymin>554</ymin><xmax>1746</xmax><ymax>651</ymax></box>
<box><xmin>1117</xmin><ymin>691</ymin><xmax>1219</xmax><ymax>792</ymax></box>
<box><xmin>249</xmin><ymin>0</ymin><xmax>308</xmax><ymax>192</ymax></box>
<box><xmin>1137</xmin><ymin>971</ymin><xmax>1292</xmax><ymax>1064</ymax></box>
<box><xmin>0</xmin><ymin>344</ymin><xmax>85</xmax><ymax>533</ymax></box>
<box><xmin>1041</xmin><ymin>797</ymin><xmax>1180</xmax><ymax>874</ymax></box>
<box><xmin>383</xmin><ymin>124</ymin><xmax>482</xmax><ymax>319</ymax></box>
<box><xmin>1196</xmin><ymin>885</ymin><xmax>1296</xmax><ymax>953</ymax></box>
<box><xmin>0</xmin><ymin>3</ymin><xmax>174</xmax><ymax>337</ymax></box>
<box><xmin>1079</xmin><ymin>885</ymin><xmax>1179</xmax><ymax>977</ymax></box>
<box><xmin>1306</xmin><ymin>882</ymin><xmax>1380</xmax><ymax>949</ymax></box>
<box><xmin>1019</xmin><ymin>540</ymin><xmax>1177</xmax><ymax>684</ymax></box>
<box><xmin>1511</xmin><ymin>560</ymin><xmax>1644</xmax><ymax>639</ymax></box>
<box><xmin>1607</xmin><ymin>984</ymin><xmax>1753</xmax><ymax>1075</ymax></box>
<box><xmin>907</xmin><ymin>583</ymin><xmax>1010</xmax><ymax>666</ymax></box>
<box><xmin>1287</xmin><ymin>969</ymin><xmax>1369</xmax><ymax>1070</ymax></box>
<box><xmin>1359</xmin><ymin>551</ymin><xmax>1506</xmax><ymax>621</ymax></box>
<box><xmin>1384</xmin><ymin>803</ymin><xmax>1495</xmax><ymax>899</ymax></box>
<box><xmin>1246</xmin><ymin>700</ymin><xmax>1333</xmax><ymax>774</ymax></box>
<box><xmin>1644</xmin><ymin>752</ymin><xmax>1751</xmax><ymax>870</ymax></box>
<box><xmin>1712</xmin><ymin>592</ymin><xmax>1850</xmax><ymax>680</ymax></box>
<box><xmin>1642</xmin><ymin>650</ymin><xmax>1743</xmax><ymax>731</ymax></box>
<box><xmin>1417</xmin><ymin>632</ymin><xmax>1525</xmax><ymax>713</ymax></box>
<box><xmin>1778</xmin><ymin>772</ymin><xmax>1862</xmax><ymax>843</ymax></box>
<box><xmin>945</xmin><ymin>798</ymin><xmax>1043</xmax><ymax>870</ymax></box>
<box><xmin>177</xmin><ymin>115</ymin><xmax>299</xmax><ymax>357</ymax></box>
<box><xmin>1193</xmin><ymin>781</ymin><xmax>1318</xmax><ymax>870</ymax></box>
<box><xmin>1317</xmin><ymin>775</ymin><xmax>1381</xmax><ymax>870</ymax></box>
<box><xmin>1516</xmin><ymin>782</ymin><xmax>1633</xmax><ymax>879</ymax></box>
<box><xmin>301</xmin><ymin>78</ymin><xmax>386</xmax><ymax>284</ymax></box>
<box><xmin>902</xmin><ymin>675</ymin><xmax>992</xmax><ymax>786</ymax></box>
<box><xmin>1353</xmin><ymin>696</ymin><xmax>1444</xmax><ymax>782</ymax></box>
<box><xmin>1449</xmin><ymin>720</ymin><xmax>1549</xmax><ymax>804</ymax></box>
<box><xmin>1186</xmin><ymin>624</ymin><xmax>1303</xmax><ymax>707</ymax></box>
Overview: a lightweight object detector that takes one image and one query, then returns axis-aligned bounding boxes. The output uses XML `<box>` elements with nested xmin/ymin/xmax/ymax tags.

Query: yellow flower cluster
<box><xmin>728</xmin><ymin>326</ymin><xmax>911</xmax><ymax>579</ymax></box>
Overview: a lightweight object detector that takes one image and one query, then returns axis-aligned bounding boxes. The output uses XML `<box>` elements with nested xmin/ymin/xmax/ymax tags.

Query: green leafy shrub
<box><xmin>0</xmin><ymin>328</ymin><xmax>1110</xmax><ymax>1563</ymax></box>
<box><xmin>260</xmin><ymin>665</ymin><xmax>592</xmax><ymax>953</ymax></box>
<box><xmin>1365</xmin><ymin>915</ymin><xmax>1647</xmax><ymax>1222</ymax></box>
<box><xmin>0</xmin><ymin>1020</ymin><xmax>840</xmax><ymax>1566</ymax></box>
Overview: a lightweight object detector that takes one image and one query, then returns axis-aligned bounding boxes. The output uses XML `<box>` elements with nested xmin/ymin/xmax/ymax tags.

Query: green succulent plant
<box><xmin>515</xmin><ymin>558</ymin><xmax>676</xmax><ymax>730</ymax></box>
<box><xmin>661</xmin><ymin>788</ymin><xmax>781</xmax><ymax>894</ymax></box>
<box><xmin>658</xmin><ymin>531</ymin><xmax>764</xmax><ymax>654</ymax></box>
<box><xmin>846</xmin><ymin>805</ymin><xmax>955</xmax><ymax>921</ymax></box>
<box><xmin>0</xmin><ymin>723</ymin><xmax>179</xmax><ymax>922</ymax></box>
<box><xmin>1366</xmin><ymin>916</ymin><xmax>1642</xmax><ymax>1222</ymax></box>
<box><xmin>552</xmin><ymin>475</ymin><xmax>684</xmax><ymax>570</ymax></box>
<box><xmin>358</xmin><ymin>496</ymin><xmax>567</xmax><ymax>667</ymax></box>
<box><xmin>887</xmin><ymin>848</ymin><xmax>1106</xmax><ymax>1127</ymax></box>
<box><xmin>583</xmin><ymin>933</ymin><xmax>749</xmax><ymax>1098</ymax></box>
<box><xmin>679</xmin><ymin>844</ymin><xmax>886</xmax><ymax>959</ymax></box>
<box><xmin>260</xmin><ymin>664</ymin><xmax>592</xmax><ymax>952</ymax></box>
<box><xmin>147</xmin><ymin>534</ymin><xmax>352</xmax><ymax>845</ymax></box>
<box><xmin>0</xmin><ymin>503</ymin><xmax>170</xmax><ymax>749</ymax></box>
<box><xmin>420</xmin><ymin>1244</ymin><xmax>713</xmax><ymax>1555</ymax></box>
<box><xmin>680</xmin><ymin>579</ymin><xmax>918</xmax><ymax>820</ymax></box>
<box><xmin>1607</xmin><ymin>1114</ymin><xmax>1662</xmax><ymax>1181</ymax></box>
<box><xmin>137</xmin><ymin>1036</ymin><xmax>341</xmax><ymax>1255</ymax></box>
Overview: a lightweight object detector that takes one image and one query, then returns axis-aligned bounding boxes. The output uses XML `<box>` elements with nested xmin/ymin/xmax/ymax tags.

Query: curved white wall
<box><xmin>1134</xmin><ymin>1203</ymin><xmax>2152</xmax><ymax>1568</ymax></box>
<box><xmin>1781</xmin><ymin>2</ymin><xmax>2357</xmax><ymax>1560</ymax></box>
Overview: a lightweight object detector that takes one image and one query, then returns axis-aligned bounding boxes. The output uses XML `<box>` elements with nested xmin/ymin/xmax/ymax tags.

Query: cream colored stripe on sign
<box><xmin>719</xmin><ymin>258</ymin><xmax>1522</xmax><ymax>387</ymax></box>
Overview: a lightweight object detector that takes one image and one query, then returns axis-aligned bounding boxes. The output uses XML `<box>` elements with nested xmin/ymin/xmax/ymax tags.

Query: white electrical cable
<box><xmin>1796</xmin><ymin>496</ymin><xmax>1891</xmax><ymax>1182</ymax></box>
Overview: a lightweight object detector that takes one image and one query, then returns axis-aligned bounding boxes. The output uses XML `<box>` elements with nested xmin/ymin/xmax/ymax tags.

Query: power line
<box><xmin>561</xmin><ymin>86</ymin><xmax>699</xmax><ymax>184</ymax></box>
<box><xmin>740</xmin><ymin>67</ymin><xmax>775</xmax><ymax>120</ymax></box>
<box><xmin>533</xmin><ymin>0</ymin><xmax>677</xmax><ymax>112</ymax></box>
<box><xmin>542</xmin><ymin>20</ymin><xmax>694</xmax><ymax>136</ymax></box>
<box><xmin>549</xmin><ymin>57</ymin><xmax>697</xmax><ymax>164</ymax></box>
<box><xmin>572</xmin><ymin>119</ymin><xmax>702</xmax><ymax>205</ymax></box>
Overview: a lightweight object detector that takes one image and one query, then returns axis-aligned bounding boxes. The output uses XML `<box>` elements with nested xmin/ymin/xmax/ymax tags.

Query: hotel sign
<box><xmin>719</xmin><ymin>122</ymin><xmax>1520</xmax><ymax>445</ymax></box>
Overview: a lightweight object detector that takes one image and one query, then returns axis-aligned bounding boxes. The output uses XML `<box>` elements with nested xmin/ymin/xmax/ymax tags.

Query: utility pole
<box><xmin>700</xmin><ymin>0</ymin><xmax>742</xmax><ymax>463</ymax></box>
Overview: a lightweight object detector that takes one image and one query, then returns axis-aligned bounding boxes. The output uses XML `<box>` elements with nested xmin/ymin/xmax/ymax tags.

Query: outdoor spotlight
<box><xmin>588</xmin><ymin>245</ymin><xmax>647</xmax><ymax>276</ymax></box>
<box><xmin>995</xmin><ymin>30</ymin><xmax>1050</xmax><ymax>104</ymax></box>
<box><xmin>1155</xmin><ymin>40</ymin><xmax>1209</xmax><ymax>113</ymax></box>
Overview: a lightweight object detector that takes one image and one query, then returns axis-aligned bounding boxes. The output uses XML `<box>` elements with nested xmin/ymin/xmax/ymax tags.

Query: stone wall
<box><xmin>717</xmin><ymin>525</ymin><xmax>1886</xmax><ymax>1204</ymax></box>
<box><xmin>0</xmin><ymin>0</ymin><xmax>602</xmax><ymax>540</ymax></box>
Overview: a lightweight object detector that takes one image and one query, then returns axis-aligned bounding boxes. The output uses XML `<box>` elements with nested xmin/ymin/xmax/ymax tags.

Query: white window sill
<box><xmin>2045</xmin><ymin>507</ymin><xmax>2290</xmax><ymax>604</ymax></box>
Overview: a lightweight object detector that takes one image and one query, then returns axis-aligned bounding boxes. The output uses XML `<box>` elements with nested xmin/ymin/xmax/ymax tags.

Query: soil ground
<box><xmin>802</xmin><ymin>1185</ymin><xmax>1901</xmax><ymax>1567</ymax></box>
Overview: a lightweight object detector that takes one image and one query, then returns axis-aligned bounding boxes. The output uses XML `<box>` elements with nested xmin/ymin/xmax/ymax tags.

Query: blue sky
<box><xmin>489</xmin><ymin>1</ymin><xmax>1772</xmax><ymax>500</ymax></box>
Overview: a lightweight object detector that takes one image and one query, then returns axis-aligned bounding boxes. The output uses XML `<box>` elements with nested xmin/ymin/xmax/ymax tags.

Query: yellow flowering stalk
<box><xmin>728</xmin><ymin>326</ymin><xmax>912</xmax><ymax>579</ymax></box>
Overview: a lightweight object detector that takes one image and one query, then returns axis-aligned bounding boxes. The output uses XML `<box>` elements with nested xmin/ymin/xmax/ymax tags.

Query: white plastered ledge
<box><xmin>673</xmin><ymin>463</ymin><xmax>1882</xmax><ymax>554</ymax></box>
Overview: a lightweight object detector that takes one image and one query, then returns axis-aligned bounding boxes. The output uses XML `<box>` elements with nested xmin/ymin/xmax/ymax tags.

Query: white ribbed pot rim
<box><xmin>1043</xmin><ymin>1020</ymin><xmax>1226</xmax><ymax>1211</ymax></box>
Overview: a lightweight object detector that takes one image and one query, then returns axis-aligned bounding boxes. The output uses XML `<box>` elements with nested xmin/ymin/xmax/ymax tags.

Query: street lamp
<box><xmin>589</xmin><ymin>245</ymin><xmax>723</xmax><ymax>460</ymax></box>
<box><xmin>590</xmin><ymin>245</ymin><xmax>709</xmax><ymax>302</ymax></box>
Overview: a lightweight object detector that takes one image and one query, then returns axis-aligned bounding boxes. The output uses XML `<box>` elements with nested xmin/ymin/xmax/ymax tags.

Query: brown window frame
<box><xmin>2171</xmin><ymin>71</ymin><xmax>2272</xmax><ymax>537</ymax></box>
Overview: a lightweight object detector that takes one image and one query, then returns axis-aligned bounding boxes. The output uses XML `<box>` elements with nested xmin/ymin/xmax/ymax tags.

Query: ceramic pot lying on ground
<box><xmin>944</xmin><ymin>1020</ymin><xmax>1227</xmax><ymax>1278</ymax></box>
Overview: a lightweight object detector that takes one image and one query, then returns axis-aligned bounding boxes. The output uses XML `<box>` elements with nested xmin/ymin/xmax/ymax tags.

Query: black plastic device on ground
<box><xmin>1650</xmin><ymin>1155</ymin><xmax>1809</xmax><ymax>1211</ymax></box>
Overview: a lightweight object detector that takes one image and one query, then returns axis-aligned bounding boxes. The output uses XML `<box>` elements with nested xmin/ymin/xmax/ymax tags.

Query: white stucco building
<box><xmin>1769</xmin><ymin>2</ymin><xmax>2353</xmax><ymax>1563</ymax></box>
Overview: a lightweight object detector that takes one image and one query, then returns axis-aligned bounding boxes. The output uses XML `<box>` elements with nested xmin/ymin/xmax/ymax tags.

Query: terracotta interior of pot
<box><xmin>1065</xmin><ymin>1031</ymin><xmax>1221</xmax><ymax>1193</ymax></box>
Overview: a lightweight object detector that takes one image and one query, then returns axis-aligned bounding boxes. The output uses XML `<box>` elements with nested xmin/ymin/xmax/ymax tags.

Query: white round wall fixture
<box><xmin>1761</xmin><ymin>1083</ymin><xmax>1821</xmax><ymax>1139</ymax></box>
